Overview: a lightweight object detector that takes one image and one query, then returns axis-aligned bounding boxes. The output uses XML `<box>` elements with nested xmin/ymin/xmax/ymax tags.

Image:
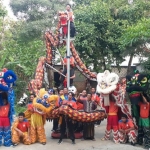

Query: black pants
<box><xmin>83</xmin><ymin>124</ymin><xmax>94</xmax><ymax>139</ymax></box>
<box><xmin>52</xmin><ymin>118</ymin><xmax>58</xmax><ymax>131</ymax></box>
<box><xmin>70</xmin><ymin>22</ymin><xmax>76</xmax><ymax>37</ymax></box>
<box><xmin>59</xmin><ymin>116</ymin><xmax>75</xmax><ymax>141</ymax></box>
<box><xmin>138</xmin><ymin>126</ymin><xmax>150</xmax><ymax>148</ymax></box>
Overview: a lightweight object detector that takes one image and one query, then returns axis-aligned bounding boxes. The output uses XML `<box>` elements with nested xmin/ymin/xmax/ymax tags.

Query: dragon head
<box><xmin>58</xmin><ymin>11</ymin><xmax>68</xmax><ymax>26</ymax></box>
<box><xmin>33</xmin><ymin>88</ymin><xmax>59</xmax><ymax>114</ymax></box>
<box><xmin>0</xmin><ymin>69</ymin><xmax>17</xmax><ymax>92</ymax></box>
<box><xmin>126</xmin><ymin>73</ymin><xmax>149</xmax><ymax>104</ymax></box>
<box><xmin>96</xmin><ymin>70</ymin><xmax>119</xmax><ymax>106</ymax></box>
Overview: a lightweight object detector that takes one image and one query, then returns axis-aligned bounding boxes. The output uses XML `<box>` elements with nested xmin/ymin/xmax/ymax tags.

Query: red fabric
<box><xmin>109</xmin><ymin>101</ymin><xmax>118</xmax><ymax>114</ymax></box>
<box><xmin>62</xmin><ymin>100</ymin><xmax>77</xmax><ymax>109</ymax></box>
<box><xmin>107</xmin><ymin>115</ymin><xmax>118</xmax><ymax>129</ymax></box>
<box><xmin>0</xmin><ymin>117</ymin><xmax>10</xmax><ymax>127</ymax></box>
<box><xmin>17</xmin><ymin>121</ymin><xmax>30</xmax><ymax>132</ymax></box>
<box><xmin>0</xmin><ymin>104</ymin><xmax>10</xmax><ymax>117</ymax></box>
<box><xmin>27</xmin><ymin>104</ymin><xmax>33</xmax><ymax>111</ymax></box>
<box><xmin>130</xmin><ymin>93</ymin><xmax>141</xmax><ymax>98</ymax></box>
<box><xmin>139</xmin><ymin>102</ymin><xmax>149</xmax><ymax>118</ymax></box>
<box><xmin>77</xmin><ymin>96</ymin><xmax>87</xmax><ymax>110</ymax></box>
<box><xmin>92</xmin><ymin>94</ymin><xmax>100</xmax><ymax>104</ymax></box>
<box><xmin>119</xmin><ymin>119</ymin><xmax>134</xmax><ymax>130</ymax></box>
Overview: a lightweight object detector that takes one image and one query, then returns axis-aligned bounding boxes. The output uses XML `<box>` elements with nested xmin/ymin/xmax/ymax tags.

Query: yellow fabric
<box><xmin>38</xmin><ymin>88</ymin><xmax>47</xmax><ymax>98</ymax></box>
<box><xmin>60</xmin><ymin>95</ymin><xmax>65</xmax><ymax>100</ymax></box>
<box><xmin>30</xmin><ymin>126</ymin><xmax>46</xmax><ymax>143</ymax></box>
<box><xmin>24</xmin><ymin>110</ymin><xmax>32</xmax><ymax>122</ymax></box>
<box><xmin>108</xmin><ymin>113</ymin><xmax>117</xmax><ymax>115</ymax></box>
<box><xmin>31</xmin><ymin>113</ymin><xmax>44</xmax><ymax>128</ymax></box>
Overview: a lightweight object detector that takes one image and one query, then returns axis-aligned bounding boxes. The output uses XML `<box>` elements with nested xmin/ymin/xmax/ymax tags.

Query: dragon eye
<box><xmin>141</xmin><ymin>77</ymin><xmax>147</xmax><ymax>83</ymax></box>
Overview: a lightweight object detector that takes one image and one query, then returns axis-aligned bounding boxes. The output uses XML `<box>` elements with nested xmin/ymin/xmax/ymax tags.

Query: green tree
<box><xmin>10</xmin><ymin>0</ymin><xmax>68</xmax><ymax>41</ymax></box>
<box><xmin>74</xmin><ymin>0</ymin><xmax>126</xmax><ymax>72</ymax></box>
<box><xmin>74</xmin><ymin>0</ymin><xmax>150</xmax><ymax>73</ymax></box>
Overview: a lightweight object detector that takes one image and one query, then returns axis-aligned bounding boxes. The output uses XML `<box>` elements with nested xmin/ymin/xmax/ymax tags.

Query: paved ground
<box><xmin>1</xmin><ymin>119</ymin><xmax>145</xmax><ymax>150</ymax></box>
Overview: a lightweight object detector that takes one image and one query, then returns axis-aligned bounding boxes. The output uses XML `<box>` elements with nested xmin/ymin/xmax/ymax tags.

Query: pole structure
<box><xmin>67</xmin><ymin>20</ymin><xmax>70</xmax><ymax>88</ymax></box>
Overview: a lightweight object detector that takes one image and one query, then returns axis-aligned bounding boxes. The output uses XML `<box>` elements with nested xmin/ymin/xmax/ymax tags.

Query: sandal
<box><xmin>101</xmin><ymin>137</ymin><xmax>107</xmax><ymax>141</ymax></box>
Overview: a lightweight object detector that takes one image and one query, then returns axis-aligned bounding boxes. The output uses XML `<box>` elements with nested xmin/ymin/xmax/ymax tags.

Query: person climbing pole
<box><xmin>65</xmin><ymin>3</ymin><xmax>76</xmax><ymax>38</ymax></box>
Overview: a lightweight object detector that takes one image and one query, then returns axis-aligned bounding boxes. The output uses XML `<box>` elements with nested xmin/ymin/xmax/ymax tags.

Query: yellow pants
<box><xmin>30</xmin><ymin>113</ymin><xmax>46</xmax><ymax>143</ymax></box>
<box><xmin>12</xmin><ymin>131</ymin><xmax>31</xmax><ymax>145</ymax></box>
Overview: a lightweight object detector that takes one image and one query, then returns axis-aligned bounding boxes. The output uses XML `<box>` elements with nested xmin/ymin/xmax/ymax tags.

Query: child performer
<box><xmin>118</xmin><ymin>114</ymin><xmax>137</xmax><ymax>146</ymax></box>
<box><xmin>12</xmin><ymin>112</ymin><xmax>31</xmax><ymax>146</ymax></box>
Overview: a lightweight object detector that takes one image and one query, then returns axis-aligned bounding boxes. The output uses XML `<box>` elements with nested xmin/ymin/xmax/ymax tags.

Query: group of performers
<box><xmin>1</xmin><ymin>71</ymin><xmax>150</xmax><ymax>150</ymax></box>
<box><xmin>0</xmin><ymin>86</ymin><xmax>141</xmax><ymax>147</ymax></box>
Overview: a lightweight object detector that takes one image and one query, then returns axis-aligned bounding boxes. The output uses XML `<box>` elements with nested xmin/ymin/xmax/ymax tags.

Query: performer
<box><xmin>12</xmin><ymin>112</ymin><xmax>30</xmax><ymax>146</ymax></box>
<box><xmin>76</xmin><ymin>90</ymin><xmax>87</xmax><ymax>110</ymax></box>
<box><xmin>118</xmin><ymin>114</ymin><xmax>136</xmax><ymax>146</ymax></box>
<box><xmin>101</xmin><ymin>94</ymin><xmax>119</xmax><ymax>143</ymax></box>
<box><xmin>58</xmin><ymin>92</ymin><xmax>77</xmax><ymax>144</ymax></box>
<box><xmin>0</xmin><ymin>92</ymin><xmax>12</xmax><ymax>147</ymax></box>
<box><xmin>91</xmin><ymin>88</ymin><xmax>100</xmax><ymax>105</ymax></box>
<box><xmin>77</xmin><ymin>93</ymin><xmax>97</xmax><ymax>140</ymax></box>
<box><xmin>65</xmin><ymin>4</ymin><xmax>76</xmax><ymax>37</ymax></box>
<box><xmin>59</xmin><ymin>66</ymin><xmax>75</xmax><ymax>89</ymax></box>
<box><xmin>138</xmin><ymin>94</ymin><xmax>150</xmax><ymax>149</ymax></box>
<box><xmin>63</xmin><ymin>87</ymin><xmax>69</xmax><ymax>100</ymax></box>
<box><xmin>52</xmin><ymin>89</ymin><xmax>65</xmax><ymax>132</ymax></box>
<box><xmin>28</xmin><ymin>93</ymin><xmax>36</xmax><ymax>104</ymax></box>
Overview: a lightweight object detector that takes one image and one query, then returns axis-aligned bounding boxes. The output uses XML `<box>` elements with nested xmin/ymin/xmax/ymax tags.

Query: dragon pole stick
<box><xmin>45</xmin><ymin>63</ymin><xmax>66</xmax><ymax>77</ymax></box>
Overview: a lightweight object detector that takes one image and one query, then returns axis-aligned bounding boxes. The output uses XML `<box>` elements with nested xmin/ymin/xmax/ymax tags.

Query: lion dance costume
<box><xmin>126</xmin><ymin>71</ymin><xmax>150</xmax><ymax>148</ymax></box>
<box><xmin>0</xmin><ymin>68</ymin><xmax>17</xmax><ymax>147</ymax></box>
<box><xmin>96</xmin><ymin>70</ymin><xmax>134</xmax><ymax>143</ymax></box>
<box><xmin>24</xmin><ymin>88</ymin><xmax>59</xmax><ymax>144</ymax></box>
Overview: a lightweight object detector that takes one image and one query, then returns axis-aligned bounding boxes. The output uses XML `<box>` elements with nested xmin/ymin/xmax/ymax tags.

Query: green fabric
<box><xmin>139</xmin><ymin>117</ymin><xmax>149</xmax><ymax>127</ymax></box>
<box><xmin>129</xmin><ymin>91</ymin><xmax>141</xmax><ymax>95</ymax></box>
<box><xmin>132</xmin><ymin>105</ymin><xmax>139</xmax><ymax>118</ymax></box>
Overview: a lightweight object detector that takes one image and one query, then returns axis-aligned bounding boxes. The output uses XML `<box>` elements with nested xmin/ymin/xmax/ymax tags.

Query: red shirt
<box><xmin>119</xmin><ymin>119</ymin><xmax>134</xmax><ymax>130</ymax></box>
<box><xmin>0</xmin><ymin>104</ymin><xmax>10</xmax><ymax>117</ymax></box>
<box><xmin>62</xmin><ymin>100</ymin><xmax>77</xmax><ymax>110</ymax></box>
<box><xmin>92</xmin><ymin>94</ymin><xmax>100</xmax><ymax>104</ymax></box>
<box><xmin>17</xmin><ymin>120</ymin><xmax>30</xmax><ymax>132</ymax></box>
<box><xmin>109</xmin><ymin>101</ymin><xmax>118</xmax><ymax>114</ymax></box>
<box><xmin>139</xmin><ymin>102</ymin><xmax>149</xmax><ymax>118</ymax></box>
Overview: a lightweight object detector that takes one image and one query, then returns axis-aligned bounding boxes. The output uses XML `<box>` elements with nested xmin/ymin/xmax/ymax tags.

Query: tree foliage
<box><xmin>74</xmin><ymin>0</ymin><xmax>150</xmax><ymax>73</ymax></box>
<box><xmin>10</xmin><ymin>0</ymin><xmax>68</xmax><ymax>41</ymax></box>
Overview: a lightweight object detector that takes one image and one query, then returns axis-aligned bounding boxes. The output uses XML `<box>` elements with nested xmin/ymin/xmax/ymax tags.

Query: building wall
<box><xmin>53</xmin><ymin>65</ymin><xmax>136</xmax><ymax>93</ymax></box>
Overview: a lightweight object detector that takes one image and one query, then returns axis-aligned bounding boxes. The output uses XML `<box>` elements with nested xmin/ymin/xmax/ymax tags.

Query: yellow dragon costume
<box><xmin>24</xmin><ymin>88</ymin><xmax>59</xmax><ymax>144</ymax></box>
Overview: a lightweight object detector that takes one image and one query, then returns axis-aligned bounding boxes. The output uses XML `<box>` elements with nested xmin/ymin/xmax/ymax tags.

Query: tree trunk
<box><xmin>127</xmin><ymin>53</ymin><xmax>134</xmax><ymax>75</ymax></box>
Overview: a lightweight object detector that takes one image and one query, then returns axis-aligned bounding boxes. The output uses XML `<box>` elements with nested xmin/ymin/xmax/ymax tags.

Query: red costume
<box><xmin>104</xmin><ymin>100</ymin><xmax>119</xmax><ymax>143</ymax></box>
<box><xmin>0</xmin><ymin>103</ymin><xmax>12</xmax><ymax>146</ymax></box>
<box><xmin>118</xmin><ymin>119</ymin><xmax>136</xmax><ymax>143</ymax></box>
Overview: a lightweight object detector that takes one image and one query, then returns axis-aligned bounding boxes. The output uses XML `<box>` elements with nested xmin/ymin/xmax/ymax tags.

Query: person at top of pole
<box><xmin>65</xmin><ymin>4</ymin><xmax>76</xmax><ymax>38</ymax></box>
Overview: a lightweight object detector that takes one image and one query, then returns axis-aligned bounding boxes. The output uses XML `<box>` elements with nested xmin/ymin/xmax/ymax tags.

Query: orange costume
<box><xmin>118</xmin><ymin>119</ymin><xmax>136</xmax><ymax>143</ymax></box>
<box><xmin>104</xmin><ymin>100</ymin><xmax>119</xmax><ymax>143</ymax></box>
<box><xmin>12</xmin><ymin>119</ymin><xmax>31</xmax><ymax>145</ymax></box>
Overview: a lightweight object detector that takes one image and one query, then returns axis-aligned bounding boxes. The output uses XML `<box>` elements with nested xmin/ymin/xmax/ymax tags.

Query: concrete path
<box><xmin>2</xmin><ymin>119</ymin><xmax>144</xmax><ymax>150</ymax></box>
